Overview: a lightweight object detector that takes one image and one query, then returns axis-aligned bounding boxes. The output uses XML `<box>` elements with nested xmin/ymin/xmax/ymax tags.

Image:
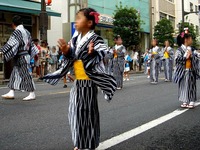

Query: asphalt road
<box><xmin>0</xmin><ymin>73</ymin><xmax>200</xmax><ymax>150</ymax></box>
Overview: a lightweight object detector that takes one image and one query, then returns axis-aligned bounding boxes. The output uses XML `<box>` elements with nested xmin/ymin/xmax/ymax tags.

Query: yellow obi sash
<box><xmin>164</xmin><ymin>51</ymin><xmax>170</xmax><ymax>59</ymax></box>
<box><xmin>74</xmin><ymin>60</ymin><xmax>90</xmax><ymax>80</ymax></box>
<box><xmin>186</xmin><ymin>59</ymin><xmax>192</xmax><ymax>69</ymax></box>
<box><xmin>152</xmin><ymin>52</ymin><xmax>158</xmax><ymax>55</ymax></box>
<box><xmin>114</xmin><ymin>53</ymin><xmax>118</xmax><ymax>58</ymax></box>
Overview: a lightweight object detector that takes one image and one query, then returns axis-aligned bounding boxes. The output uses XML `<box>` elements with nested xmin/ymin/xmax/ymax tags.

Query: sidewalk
<box><xmin>129</xmin><ymin>70</ymin><xmax>144</xmax><ymax>74</ymax></box>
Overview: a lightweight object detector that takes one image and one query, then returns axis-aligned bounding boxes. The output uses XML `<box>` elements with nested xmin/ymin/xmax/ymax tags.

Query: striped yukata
<box><xmin>112</xmin><ymin>45</ymin><xmax>126</xmax><ymax>88</ymax></box>
<box><xmin>104</xmin><ymin>50</ymin><xmax>114</xmax><ymax>75</ymax></box>
<box><xmin>0</xmin><ymin>25</ymin><xmax>38</xmax><ymax>92</ymax></box>
<box><xmin>41</xmin><ymin>30</ymin><xmax>117</xmax><ymax>149</ymax></box>
<box><xmin>173</xmin><ymin>45</ymin><xmax>200</xmax><ymax>103</ymax></box>
<box><xmin>161</xmin><ymin>46</ymin><xmax>174</xmax><ymax>81</ymax></box>
<box><xmin>149</xmin><ymin>46</ymin><xmax>161</xmax><ymax>83</ymax></box>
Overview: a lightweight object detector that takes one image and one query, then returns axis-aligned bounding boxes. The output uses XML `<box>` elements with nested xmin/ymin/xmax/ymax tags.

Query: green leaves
<box><xmin>153</xmin><ymin>18</ymin><xmax>174</xmax><ymax>46</ymax></box>
<box><xmin>113</xmin><ymin>2</ymin><xmax>143</xmax><ymax>48</ymax></box>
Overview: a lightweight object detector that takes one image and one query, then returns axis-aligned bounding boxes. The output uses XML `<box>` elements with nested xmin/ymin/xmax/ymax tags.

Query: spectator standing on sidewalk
<box><xmin>124</xmin><ymin>51</ymin><xmax>132</xmax><ymax>81</ymax></box>
<box><xmin>131</xmin><ymin>49</ymin><xmax>139</xmax><ymax>71</ymax></box>
<box><xmin>40</xmin><ymin>41</ymin><xmax>48</xmax><ymax>76</ymax></box>
<box><xmin>32</xmin><ymin>39</ymin><xmax>41</xmax><ymax>77</ymax></box>
<box><xmin>144</xmin><ymin>48</ymin><xmax>151</xmax><ymax>78</ymax></box>
<box><xmin>49</xmin><ymin>46</ymin><xmax>58</xmax><ymax>72</ymax></box>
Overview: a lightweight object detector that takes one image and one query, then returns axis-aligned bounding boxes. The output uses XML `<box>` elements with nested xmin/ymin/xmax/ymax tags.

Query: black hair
<box><xmin>77</xmin><ymin>7</ymin><xmax>98</xmax><ymax>30</ymax></box>
<box><xmin>114</xmin><ymin>35</ymin><xmax>121</xmax><ymax>40</ymax></box>
<box><xmin>177</xmin><ymin>32</ymin><xmax>192</xmax><ymax>46</ymax></box>
<box><xmin>12</xmin><ymin>15</ymin><xmax>22</xmax><ymax>26</ymax></box>
<box><xmin>32</xmin><ymin>39</ymin><xmax>39</xmax><ymax>42</ymax></box>
<box><xmin>165</xmin><ymin>39</ymin><xmax>170</xmax><ymax>43</ymax></box>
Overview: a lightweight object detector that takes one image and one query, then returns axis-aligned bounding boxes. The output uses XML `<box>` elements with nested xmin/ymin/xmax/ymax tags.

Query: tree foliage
<box><xmin>113</xmin><ymin>3</ymin><xmax>143</xmax><ymax>48</ymax></box>
<box><xmin>153</xmin><ymin>18</ymin><xmax>174</xmax><ymax>46</ymax></box>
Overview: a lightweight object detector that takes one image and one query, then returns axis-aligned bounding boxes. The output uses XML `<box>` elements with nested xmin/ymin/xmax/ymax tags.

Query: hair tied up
<box><xmin>89</xmin><ymin>12</ymin><xmax>100</xmax><ymax>24</ymax></box>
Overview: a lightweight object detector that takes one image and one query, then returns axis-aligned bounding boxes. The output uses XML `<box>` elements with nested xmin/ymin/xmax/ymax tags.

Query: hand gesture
<box><xmin>186</xmin><ymin>50</ymin><xmax>192</xmax><ymax>59</ymax></box>
<box><xmin>88</xmin><ymin>40</ymin><xmax>94</xmax><ymax>54</ymax></box>
<box><xmin>58</xmin><ymin>39</ymin><xmax>70</xmax><ymax>55</ymax></box>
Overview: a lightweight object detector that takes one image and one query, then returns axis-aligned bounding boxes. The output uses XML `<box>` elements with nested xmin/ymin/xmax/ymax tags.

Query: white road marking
<box><xmin>97</xmin><ymin>102</ymin><xmax>200</xmax><ymax>150</ymax></box>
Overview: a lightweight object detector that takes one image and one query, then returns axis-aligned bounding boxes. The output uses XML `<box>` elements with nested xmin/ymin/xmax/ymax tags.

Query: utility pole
<box><xmin>181</xmin><ymin>0</ymin><xmax>199</xmax><ymax>31</ymax></box>
<box><xmin>182</xmin><ymin>0</ymin><xmax>185</xmax><ymax>30</ymax></box>
<box><xmin>40</xmin><ymin>0</ymin><xmax>48</xmax><ymax>42</ymax></box>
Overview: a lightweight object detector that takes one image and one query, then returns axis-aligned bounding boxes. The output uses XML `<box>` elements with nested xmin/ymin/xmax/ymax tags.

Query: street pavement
<box><xmin>1</xmin><ymin>73</ymin><xmax>200</xmax><ymax>150</ymax></box>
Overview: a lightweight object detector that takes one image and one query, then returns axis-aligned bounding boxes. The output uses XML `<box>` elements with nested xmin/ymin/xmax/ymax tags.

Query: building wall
<box><xmin>47</xmin><ymin>0</ymin><xmax>66</xmax><ymax>47</ymax></box>
<box><xmin>175</xmin><ymin>0</ymin><xmax>199</xmax><ymax>32</ymax></box>
<box><xmin>88</xmin><ymin>0</ymin><xmax>150</xmax><ymax>50</ymax></box>
<box><xmin>152</xmin><ymin>0</ymin><xmax>199</xmax><ymax>41</ymax></box>
<box><xmin>151</xmin><ymin>0</ymin><xmax>175</xmax><ymax>36</ymax></box>
<box><xmin>48</xmin><ymin>0</ymin><xmax>150</xmax><ymax>50</ymax></box>
<box><xmin>88</xmin><ymin>0</ymin><xmax>150</xmax><ymax>33</ymax></box>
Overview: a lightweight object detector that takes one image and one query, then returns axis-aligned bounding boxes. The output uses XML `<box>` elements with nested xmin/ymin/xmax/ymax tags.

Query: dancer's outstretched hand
<box><xmin>58</xmin><ymin>39</ymin><xmax>70</xmax><ymax>55</ymax></box>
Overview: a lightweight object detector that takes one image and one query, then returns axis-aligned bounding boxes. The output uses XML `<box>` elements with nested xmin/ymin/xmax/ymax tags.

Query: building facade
<box><xmin>48</xmin><ymin>0</ymin><xmax>150</xmax><ymax>51</ymax></box>
<box><xmin>87</xmin><ymin>0</ymin><xmax>151</xmax><ymax>50</ymax></box>
<box><xmin>175</xmin><ymin>0</ymin><xmax>199</xmax><ymax>33</ymax></box>
<box><xmin>151</xmin><ymin>0</ymin><xmax>176</xmax><ymax>37</ymax></box>
<box><xmin>151</xmin><ymin>0</ymin><xmax>199</xmax><ymax>38</ymax></box>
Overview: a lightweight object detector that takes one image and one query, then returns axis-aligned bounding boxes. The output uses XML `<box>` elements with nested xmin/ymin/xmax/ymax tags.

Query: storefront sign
<box><xmin>99</xmin><ymin>15</ymin><xmax>114</xmax><ymax>25</ymax></box>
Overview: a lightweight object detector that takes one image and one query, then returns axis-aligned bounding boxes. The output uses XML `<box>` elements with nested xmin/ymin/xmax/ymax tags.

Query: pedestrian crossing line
<box><xmin>37</xmin><ymin>90</ymin><xmax>70</xmax><ymax>97</ymax></box>
<box><xmin>97</xmin><ymin>102</ymin><xmax>200</xmax><ymax>150</ymax></box>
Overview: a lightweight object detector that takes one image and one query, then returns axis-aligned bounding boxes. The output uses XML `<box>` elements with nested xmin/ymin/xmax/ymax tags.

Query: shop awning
<box><xmin>0</xmin><ymin>0</ymin><xmax>61</xmax><ymax>17</ymax></box>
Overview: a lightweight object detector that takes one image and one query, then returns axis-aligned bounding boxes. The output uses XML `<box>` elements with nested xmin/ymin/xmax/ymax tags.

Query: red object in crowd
<box><xmin>45</xmin><ymin>0</ymin><xmax>52</xmax><ymax>5</ymax></box>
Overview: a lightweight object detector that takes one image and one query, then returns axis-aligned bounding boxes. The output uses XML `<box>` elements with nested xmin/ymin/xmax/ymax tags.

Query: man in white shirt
<box><xmin>131</xmin><ymin>50</ymin><xmax>139</xmax><ymax>71</ymax></box>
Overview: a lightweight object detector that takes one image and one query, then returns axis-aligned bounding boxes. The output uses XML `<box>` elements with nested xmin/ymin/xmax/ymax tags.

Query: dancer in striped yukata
<box><xmin>41</xmin><ymin>8</ymin><xmax>117</xmax><ymax>150</ymax></box>
<box><xmin>173</xmin><ymin>31</ymin><xmax>200</xmax><ymax>109</ymax></box>
<box><xmin>149</xmin><ymin>39</ymin><xmax>161</xmax><ymax>84</ymax></box>
<box><xmin>0</xmin><ymin>15</ymin><xmax>38</xmax><ymax>101</ymax></box>
<box><xmin>161</xmin><ymin>40</ymin><xmax>174</xmax><ymax>82</ymax></box>
<box><xmin>112</xmin><ymin>35</ymin><xmax>126</xmax><ymax>90</ymax></box>
<box><xmin>104</xmin><ymin>47</ymin><xmax>114</xmax><ymax>75</ymax></box>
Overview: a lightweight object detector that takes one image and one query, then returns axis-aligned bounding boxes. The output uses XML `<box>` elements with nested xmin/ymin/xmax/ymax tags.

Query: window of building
<box><xmin>160</xmin><ymin>12</ymin><xmax>167</xmax><ymax>20</ymax></box>
<box><xmin>69</xmin><ymin>0</ymin><xmax>81</xmax><ymax>22</ymax></box>
<box><xmin>195</xmin><ymin>5</ymin><xmax>198</xmax><ymax>14</ymax></box>
<box><xmin>169</xmin><ymin>16</ymin><xmax>175</xmax><ymax>28</ymax></box>
<box><xmin>190</xmin><ymin>2</ymin><xmax>193</xmax><ymax>12</ymax></box>
<box><xmin>199</xmin><ymin>5</ymin><xmax>200</xmax><ymax>12</ymax></box>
